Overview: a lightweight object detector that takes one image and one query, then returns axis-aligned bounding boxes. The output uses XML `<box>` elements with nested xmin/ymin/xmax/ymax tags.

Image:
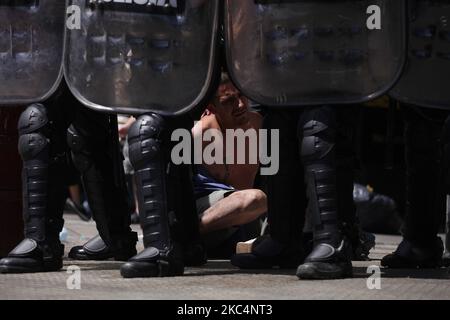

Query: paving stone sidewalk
<box><xmin>0</xmin><ymin>215</ymin><xmax>449</xmax><ymax>300</ymax></box>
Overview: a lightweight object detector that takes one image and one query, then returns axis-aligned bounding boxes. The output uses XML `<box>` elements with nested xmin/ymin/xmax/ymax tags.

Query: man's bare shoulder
<box><xmin>198</xmin><ymin>114</ymin><xmax>220</xmax><ymax>130</ymax></box>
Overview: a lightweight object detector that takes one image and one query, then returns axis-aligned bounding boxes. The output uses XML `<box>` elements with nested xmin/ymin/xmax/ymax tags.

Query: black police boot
<box><xmin>231</xmin><ymin>110</ymin><xmax>306</xmax><ymax>269</ymax></box>
<box><xmin>67</xmin><ymin>109</ymin><xmax>137</xmax><ymax>262</ymax></box>
<box><xmin>0</xmin><ymin>239</ymin><xmax>64</xmax><ymax>274</ymax></box>
<box><xmin>231</xmin><ymin>235</ymin><xmax>303</xmax><ymax>269</ymax></box>
<box><xmin>443</xmin><ymin>250</ymin><xmax>450</xmax><ymax>267</ymax></box>
<box><xmin>296</xmin><ymin>107</ymin><xmax>353</xmax><ymax>280</ymax></box>
<box><xmin>120</xmin><ymin>114</ymin><xmax>184</xmax><ymax>278</ymax></box>
<box><xmin>381</xmin><ymin>238</ymin><xmax>443</xmax><ymax>269</ymax></box>
<box><xmin>444</xmin><ymin>207</ymin><xmax>450</xmax><ymax>267</ymax></box>
<box><xmin>68</xmin><ymin>233</ymin><xmax>138</xmax><ymax>261</ymax></box>
<box><xmin>444</xmin><ymin>221</ymin><xmax>450</xmax><ymax>267</ymax></box>
<box><xmin>348</xmin><ymin>225</ymin><xmax>376</xmax><ymax>261</ymax></box>
<box><xmin>0</xmin><ymin>104</ymin><xmax>66</xmax><ymax>273</ymax></box>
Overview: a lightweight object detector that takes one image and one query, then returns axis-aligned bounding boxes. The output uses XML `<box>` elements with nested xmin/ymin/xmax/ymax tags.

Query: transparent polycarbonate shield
<box><xmin>0</xmin><ymin>0</ymin><xmax>65</xmax><ymax>106</ymax></box>
<box><xmin>390</xmin><ymin>0</ymin><xmax>450</xmax><ymax>109</ymax></box>
<box><xmin>64</xmin><ymin>0</ymin><xmax>219</xmax><ymax>115</ymax></box>
<box><xmin>225</xmin><ymin>0</ymin><xmax>406</xmax><ymax>106</ymax></box>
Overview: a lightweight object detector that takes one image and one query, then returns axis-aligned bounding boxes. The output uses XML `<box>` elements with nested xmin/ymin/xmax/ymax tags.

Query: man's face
<box><xmin>213</xmin><ymin>82</ymin><xmax>249</xmax><ymax>126</ymax></box>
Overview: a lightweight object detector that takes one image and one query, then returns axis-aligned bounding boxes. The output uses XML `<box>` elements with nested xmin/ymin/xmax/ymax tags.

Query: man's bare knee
<box><xmin>232</xmin><ymin>189</ymin><xmax>267</xmax><ymax>215</ymax></box>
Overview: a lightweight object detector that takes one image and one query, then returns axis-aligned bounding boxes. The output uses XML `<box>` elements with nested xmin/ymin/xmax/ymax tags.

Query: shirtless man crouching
<box><xmin>192</xmin><ymin>73</ymin><xmax>267</xmax><ymax>258</ymax></box>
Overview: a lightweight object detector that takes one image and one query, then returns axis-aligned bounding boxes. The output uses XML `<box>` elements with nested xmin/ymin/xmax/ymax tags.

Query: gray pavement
<box><xmin>0</xmin><ymin>214</ymin><xmax>449</xmax><ymax>300</ymax></box>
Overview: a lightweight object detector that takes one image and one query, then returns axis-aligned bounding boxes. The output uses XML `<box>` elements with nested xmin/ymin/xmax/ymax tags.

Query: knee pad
<box><xmin>67</xmin><ymin>124</ymin><xmax>92</xmax><ymax>173</ymax></box>
<box><xmin>128</xmin><ymin>113</ymin><xmax>166</xmax><ymax>170</ymax></box>
<box><xmin>298</xmin><ymin>108</ymin><xmax>336</xmax><ymax>162</ymax></box>
<box><xmin>18</xmin><ymin>104</ymin><xmax>49</xmax><ymax>135</ymax></box>
<box><xmin>300</xmin><ymin>123</ymin><xmax>334</xmax><ymax>162</ymax></box>
<box><xmin>18</xmin><ymin>104</ymin><xmax>50</xmax><ymax>162</ymax></box>
<box><xmin>18</xmin><ymin>132</ymin><xmax>49</xmax><ymax>162</ymax></box>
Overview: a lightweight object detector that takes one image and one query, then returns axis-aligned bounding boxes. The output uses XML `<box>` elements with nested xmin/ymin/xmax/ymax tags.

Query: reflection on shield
<box><xmin>391</xmin><ymin>0</ymin><xmax>450</xmax><ymax>109</ymax></box>
<box><xmin>225</xmin><ymin>0</ymin><xmax>406</xmax><ymax>106</ymax></box>
<box><xmin>0</xmin><ymin>0</ymin><xmax>65</xmax><ymax>105</ymax></box>
<box><xmin>64</xmin><ymin>0</ymin><xmax>219</xmax><ymax>115</ymax></box>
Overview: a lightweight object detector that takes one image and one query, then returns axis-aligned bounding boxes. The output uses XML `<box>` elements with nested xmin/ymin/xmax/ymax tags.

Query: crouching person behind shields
<box><xmin>192</xmin><ymin>74</ymin><xmax>267</xmax><ymax>258</ymax></box>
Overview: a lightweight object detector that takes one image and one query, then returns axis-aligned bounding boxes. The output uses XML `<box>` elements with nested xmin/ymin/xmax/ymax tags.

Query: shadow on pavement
<box><xmin>63</xmin><ymin>259</ymin><xmax>124</xmax><ymax>271</ymax></box>
<box><xmin>186</xmin><ymin>260</ymin><xmax>297</xmax><ymax>276</ymax></box>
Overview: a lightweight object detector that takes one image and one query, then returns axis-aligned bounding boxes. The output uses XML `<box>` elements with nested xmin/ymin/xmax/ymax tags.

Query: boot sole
<box><xmin>121</xmin><ymin>261</ymin><xmax>184</xmax><ymax>278</ymax></box>
<box><xmin>442</xmin><ymin>253</ymin><xmax>450</xmax><ymax>267</ymax></box>
<box><xmin>296</xmin><ymin>262</ymin><xmax>353</xmax><ymax>280</ymax></box>
<box><xmin>68</xmin><ymin>251</ymin><xmax>137</xmax><ymax>262</ymax></box>
<box><xmin>68</xmin><ymin>253</ymin><xmax>114</xmax><ymax>261</ymax></box>
<box><xmin>0</xmin><ymin>262</ymin><xmax>62</xmax><ymax>274</ymax></box>
<box><xmin>121</xmin><ymin>262</ymin><xmax>159</xmax><ymax>278</ymax></box>
<box><xmin>0</xmin><ymin>265</ymin><xmax>41</xmax><ymax>274</ymax></box>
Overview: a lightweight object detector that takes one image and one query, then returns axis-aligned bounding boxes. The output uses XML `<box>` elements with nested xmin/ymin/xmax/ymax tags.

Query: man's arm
<box><xmin>192</xmin><ymin>114</ymin><xmax>219</xmax><ymax>140</ymax></box>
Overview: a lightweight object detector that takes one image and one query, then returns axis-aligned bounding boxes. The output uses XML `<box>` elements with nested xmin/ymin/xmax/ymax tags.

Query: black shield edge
<box><xmin>0</xmin><ymin>0</ymin><xmax>65</xmax><ymax>107</ymax></box>
<box><xmin>388</xmin><ymin>0</ymin><xmax>450</xmax><ymax>110</ymax></box>
<box><xmin>224</xmin><ymin>0</ymin><xmax>407</xmax><ymax>107</ymax></box>
<box><xmin>1</xmin><ymin>65</ymin><xmax>64</xmax><ymax>106</ymax></box>
<box><xmin>64</xmin><ymin>0</ymin><xmax>220</xmax><ymax>116</ymax></box>
<box><xmin>388</xmin><ymin>92</ymin><xmax>450</xmax><ymax>110</ymax></box>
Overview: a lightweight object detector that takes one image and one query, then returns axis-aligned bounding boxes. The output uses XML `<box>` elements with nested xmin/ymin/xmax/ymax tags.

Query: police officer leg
<box><xmin>296</xmin><ymin>106</ymin><xmax>353</xmax><ymax>280</ymax></box>
<box><xmin>67</xmin><ymin>106</ymin><xmax>137</xmax><ymax>261</ymax></box>
<box><xmin>120</xmin><ymin>113</ymin><xmax>184</xmax><ymax>278</ymax></box>
<box><xmin>167</xmin><ymin>115</ymin><xmax>207</xmax><ymax>266</ymax></box>
<box><xmin>382</xmin><ymin>106</ymin><xmax>444</xmax><ymax>268</ymax></box>
<box><xmin>336</xmin><ymin>107</ymin><xmax>374</xmax><ymax>261</ymax></box>
<box><xmin>443</xmin><ymin>113</ymin><xmax>450</xmax><ymax>267</ymax></box>
<box><xmin>231</xmin><ymin>108</ymin><xmax>306</xmax><ymax>269</ymax></box>
<box><xmin>0</xmin><ymin>104</ymin><xmax>66</xmax><ymax>273</ymax></box>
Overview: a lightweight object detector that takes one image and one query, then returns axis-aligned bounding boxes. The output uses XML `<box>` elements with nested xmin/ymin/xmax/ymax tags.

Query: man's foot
<box><xmin>0</xmin><ymin>239</ymin><xmax>64</xmax><ymax>274</ymax></box>
<box><xmin>296</xmin><ymin>239</ymin><xmax>353</xmax><ymax>280</ymax></box>
<box><xmin>381</xmin><ymin>238</ymin><xmax>443</xmax><ymax>269</ymax></box>
<box><xmin>65</xmin><ymin>198</ymin><xmax>91</xmax><ymax>221</ymax></box>
<box><xmin>120</xmin><ymin>246</ymin><xmax>184</xmax><ymax>278</ymax></box>
<box><xmin>68</xmin><ymin>233</ymin><xmax>137</xmax><ymax>261</ymax></box>
<box><xmin>231</xmin><ymin>235</ymin><xmax>303</xmax><ymax>269</ymax></box>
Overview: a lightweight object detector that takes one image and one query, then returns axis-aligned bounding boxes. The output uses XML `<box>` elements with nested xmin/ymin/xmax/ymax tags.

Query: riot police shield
<box><xmin>225</xmin><ymin>0</ymin><xmax>406</xmax><ymax>106</ymax></box>
<box><xmin>64</xmin><ymin>0</ymin><xmax>219</xmax><ymax>116</ymax></box>
<box><xmin>390</xmin><ymin>0</ymin><xmax>450</xmax><ymax>109</ymax></box>
<box><xmin>0</xmin><ymin>0</ymin><xmax>65</xmax><ymax>106</ymax></box>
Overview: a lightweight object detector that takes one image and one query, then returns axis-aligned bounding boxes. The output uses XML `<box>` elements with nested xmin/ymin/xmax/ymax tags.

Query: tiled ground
<box><xmin>0</xmin><ymin>214</ymin><xmax>449</xmax><ymax>300</ymax></box>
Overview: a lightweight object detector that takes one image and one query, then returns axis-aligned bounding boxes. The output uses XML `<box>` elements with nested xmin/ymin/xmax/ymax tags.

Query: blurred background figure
<box><xmin>64</xmin><ymin>159</ymin><xmax>91</xmax><ymax>222</ymax></box>
<box><xmin>118</xmin><ymin>115</ymin><xmax>140</xmax><ymax>224</ymax></box>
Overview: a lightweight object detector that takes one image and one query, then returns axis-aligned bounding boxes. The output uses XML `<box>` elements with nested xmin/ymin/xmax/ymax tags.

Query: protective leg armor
<box><xmin>0</xmin><ymin>104</ymin><xmax>65</xmax><ymax>273</ymax></box>
<box><xmin>121</xmin><ymin>114</ymin><xmax>183</xmax><ymax>277</ymax></box>
<box><xmin>296</xmin><ymin>106</ymin><xmax>353</xmax><ymax>279</ymax></box>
